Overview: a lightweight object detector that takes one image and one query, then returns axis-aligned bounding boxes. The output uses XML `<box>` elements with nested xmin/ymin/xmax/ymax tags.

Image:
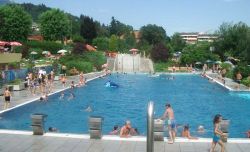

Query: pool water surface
<box><xmin>0</xmin><ymin>74</ymin><xmax>250</xmax><ymax>138</ymax></box>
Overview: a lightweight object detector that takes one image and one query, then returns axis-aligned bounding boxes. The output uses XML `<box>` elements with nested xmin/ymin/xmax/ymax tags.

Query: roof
<box><xmin>0</xmin><ymin>53</ymin><xmax>22</xmax><ymax>64</ymax></box>
<box><xmin>28</xmin><ymin>35</ymin><xmax>44</xmax><ymax>41</ymax></box>
<box><xmin>85</xmin><ymin>44</ymin><xmax>96</xmax><ymax>51</ymax></box>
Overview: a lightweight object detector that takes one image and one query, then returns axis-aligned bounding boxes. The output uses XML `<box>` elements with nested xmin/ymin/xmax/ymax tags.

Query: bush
<box><xmin>65</xmin><ymin>60</ymin><xmax>93</xmax><ymax>73</ymax></box>
<box><xmin>72</xmin><ymin>35</ymin><xmax>85</xmax><ymax>43</ymax></box>
<box><xmin>83</xmin><ymin>52</ymin><xmax>106</xmax><ymax>70</ymax></box>
<box><xmin>220</xmin><ymin>63</ymin><xmax>232</xmax><ymax>71</ymax></box>
<box><xmin>233</xmin><ymin>65</ymin><xmax>250</xmax><ymax>79</ymax></box>
<box><xmin>25</xmin><ymin>41</ymin><xmax>64</xmax><ymax>54</ymax></box>
<box><xmin>154</xmin><ymin>62</ymin><xmax>174</xmax><ymax>72</ymax></box>
<box><xmin>151</xmin><ymin>43</ymin><xmax>169</xmax><ymax>62</ymax></box>
<box><xmin>242</xmin><ymin>78</ymin><xmax>250</xmax><ymax>87</ymax></box>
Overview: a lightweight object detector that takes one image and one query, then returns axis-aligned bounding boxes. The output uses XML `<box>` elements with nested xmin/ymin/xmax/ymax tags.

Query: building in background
<box><xmin>179</xmin><ymin>32</ymin><xmax>218</xmax><ymax>44</ymax></box>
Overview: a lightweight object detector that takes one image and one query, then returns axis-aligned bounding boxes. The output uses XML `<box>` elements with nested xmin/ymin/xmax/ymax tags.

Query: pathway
<box><xmin>0</xmin><ymin>131</ymin><xmax>249</xmax><ymax>152</ymax></box>
<box><xmin>205</xmin><ymin>71</ymin><xmax>249</xmax><ymax>92</ymax></box>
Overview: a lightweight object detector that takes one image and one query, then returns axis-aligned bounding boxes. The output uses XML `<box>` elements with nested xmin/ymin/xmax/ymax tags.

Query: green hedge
<box><xmin>154</xmin><ymin>61</ymin><xmax>175</xmax><ymax>72</ymax></box>
<box><xmin>25</xmin><ymin>41</ymin><xmax>64</xmax><ymax>54</ymax></box>
<box><xmin>66</xmin><ymin>60</ymin><xmax>93</xmax><ymax>73</ymax></box>
<box><xmin>241</xmin><ymin>78</ymin><xmax>250</xmax><ymax>87</ymax></box>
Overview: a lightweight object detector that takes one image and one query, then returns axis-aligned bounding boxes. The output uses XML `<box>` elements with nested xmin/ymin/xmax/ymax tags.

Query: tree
<box><xmin>108</xmin><ymin>35</ymin><xmax>119</xmax><ymax>51</ymax></box>
<box><xmin>72</xmin><ymin>42</ymin><xmax>86</xmax><ymax>55</ymax></box>
<box><xmin>109</xmin><ymin>17</ymin><xmax>133</xmax><ymax>36</ymax></box>
<box><xmin>151</xmin><ymin>43</ymin><xmax>169</xmax><ymax>62</ymax></box>
<box><xmin>0</xmin><ymin>5</ymin><xmax>32</xmax><ymax>41</ymax></box>
<box><xmin>39</xmin><ymin>9</ymin><xmax>70</xmax><ymax>42</ymax></box>
<box><xmin>214</xmin><ymin>22</ymin><xmax>250</xmax><ymax>63</ymax></box>
<box><xmin>80</xmin><ymin>15</ymin><xmax>97</xmax><ymax>44</ymax></box>
<box><xmin>92</xmin><ymin>37</ymin><xmax>109</xmax><ymax>51</ymax></box>
<box><xmin>180</xmin><ymin>42</ymin><xmax>220</xmax><ymax>64</ymax></box>
<box><xmin>140</xmin><ymin>24</ymin><xmax>167</xmax><ymax>45</ymax></box>
<box><xmin>171</xmin><ymin>33</ymin><xmax>186</xmax><ymax>52</ymax></box>
<box><xmin>95</xmin><ymin>22</ymin><xmax>110</xmax><ymax>37</ymax></box>
<box><xmin>124</xmin><ymin>33</ymin><xmax>136</xmax><ymax>49</ymax></box>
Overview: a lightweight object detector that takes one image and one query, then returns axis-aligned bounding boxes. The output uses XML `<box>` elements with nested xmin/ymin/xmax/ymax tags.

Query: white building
<box><xmin>179</xmin><ymin>32</ymin><xmax>218</xmax><ymax>44</ymax></box>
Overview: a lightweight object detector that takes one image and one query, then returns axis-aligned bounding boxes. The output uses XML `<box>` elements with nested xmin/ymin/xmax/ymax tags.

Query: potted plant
<box><xmin>8</xmin><ymin>79</ymin><xmax>25</xmax><ymax>91</ymax></box>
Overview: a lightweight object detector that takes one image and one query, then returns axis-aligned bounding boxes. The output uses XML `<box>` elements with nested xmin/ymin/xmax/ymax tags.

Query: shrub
<box><xmin>154</xmin><ymin>62</ymin><xmax>175</xmax><ymax>72</ymax></box>
<box><xmin>233</xmin><ymin>65</ymin><xmax>250</xmax><ymax>79</ymax></box>
<box><xmin>151</xmin><ymin>43</ymin><xmax>169</xmax><ymax>62</ymax></box>
<box><xmin>72</xmin><ymin>42</ymin><xmax>86</xmax><ymax>55</ymax></box>
<box><xmin>220</xmin><ymin>63</ymin><xmax>232</xmax><ymax>71</ymax></box>
<box><xmin>242</xmin><ymin>78</ymin><xmax>250</xmax><ymax>87</ymax></box>
<box><xmin>25</xmin><ymin>41</ymin><xmax>64</xmax><ymax>54</ymax></box>
<box><xmin>72</xmin><ymin>35</ymin><xmax>85</xmax><ymax>43</ymax></box>
<box><xmin>65</xmin><ymin>60</ymin><xmax>93</xmax><ymax>73</ymax></box>
<box><xmin>83</xmin><ymin>52</ymin><xmax>106</xmax><ymax>70</ymax></box>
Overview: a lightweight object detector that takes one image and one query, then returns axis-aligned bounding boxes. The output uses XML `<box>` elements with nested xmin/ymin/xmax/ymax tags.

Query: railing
<box><xmin>147</xmin><ymin>101</ymin><xmax>154</xmax><ymax>152</ymax></box>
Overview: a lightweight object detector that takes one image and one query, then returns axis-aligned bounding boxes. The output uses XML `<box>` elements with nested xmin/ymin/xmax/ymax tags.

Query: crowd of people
<box><xmin>2</xmin><ymin>68</ymin><xmax>87</xmax><ymax>109</ymax></box>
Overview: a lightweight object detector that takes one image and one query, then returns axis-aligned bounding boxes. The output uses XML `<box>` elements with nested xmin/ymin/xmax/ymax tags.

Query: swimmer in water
<box><xmin>68</xmin><ymin>92</ymin><xmax>75</xmax><ymax>101</ymax></box>
<box><xmin>84</xmin><ymin>105</ymin><xmax>92</xmax><ymax>112</ymax></box>
<box><xmin>59</xmin><ymin>92</ymin><xmax>65</xmax><ymax>100</ymax></box>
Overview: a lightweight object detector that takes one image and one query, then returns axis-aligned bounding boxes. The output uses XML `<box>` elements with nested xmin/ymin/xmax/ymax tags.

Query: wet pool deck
<box><xmin>0</xmin><ymin>130</ymin><xmax>249</xmax><ymax>152</ymax></box>
<box><xmin>205</xmin><ymin>71</ymin><xmax>250</xmax><ymax>92</ymax></box>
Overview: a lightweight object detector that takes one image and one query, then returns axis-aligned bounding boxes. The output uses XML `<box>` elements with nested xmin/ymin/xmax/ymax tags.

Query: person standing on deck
<box><xmin>236</xmin><ymin>72</ymin><xmax>242</xmax><ymax>90</ymax></box>
<box><xmin>161</xmin><ymin>103</ymin><xmax>176</xmax><ymax>144</ymax></box>
<box><xmin>3</xmin><ymin>87</ymin><xmax>11</xmax><ymax>109</ymax></box>
<box><xmin>210</xmin><ymin>114</ymin><xmax>227</xmax><ymax>152</ymax></box>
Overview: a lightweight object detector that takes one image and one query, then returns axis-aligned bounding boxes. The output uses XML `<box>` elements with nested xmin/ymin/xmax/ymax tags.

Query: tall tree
<box><xmin>0</xmin><ymin>5</ymin><xmax>32</xmax><ymax>41</ymax></box>
<box><xmin>92</xmin><ymin>37</ymin><xmax>109</xmax><ymax>51</ymax></box>
<box><xmin>109</xmin><ymin>17</ymin><xmax>133</xmax><ymax>36</ymax></box>
<box><xmin>109</xmin><ymin>35</ymin><xmax>119</xmax><ymax>51</ymax></box>
<box><xmin>214</xmin><ymin>22</ymin><xmax>250</xmax><ymax>63</ymax></box>
<box><xmin>171</xmin><ymin>33</ymin><xmax>186</xmax><ymax>52</ymax></box>
<box><xmin>39</xmin><ymin>9</ymin><xmax>70</xmax><ymax>42</ymax></box>
<box><xmin>151</xmin><ymin>43</ymin><xmax>169</xmax><ymax>62</ymax></box>
<box><xmin>140</xmin><ymin>24</ymin><xmax>167</xmax><ymax>45</ymax></box>
<box><xmin>80</xmin><ymin>15</ymin><xmax>97</xmax><ymax>44</ymax></box>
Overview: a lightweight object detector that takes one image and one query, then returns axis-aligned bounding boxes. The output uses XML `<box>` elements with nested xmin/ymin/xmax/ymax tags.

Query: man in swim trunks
<box><xmin>3</xmin><ymin>87</ymin><xmax>11</xmax><ymax>109</ymax></box>
<box><xmin>161</xmin><ymin>103</ymin><xmax>176</xmax><ymax>144</ymax></box>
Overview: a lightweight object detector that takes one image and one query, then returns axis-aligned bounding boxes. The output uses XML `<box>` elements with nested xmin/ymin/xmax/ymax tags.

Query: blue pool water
<box><xmin>0</xmin><ymin>74</ymin><xmax>250</xmax><ymax>138</ymax></box>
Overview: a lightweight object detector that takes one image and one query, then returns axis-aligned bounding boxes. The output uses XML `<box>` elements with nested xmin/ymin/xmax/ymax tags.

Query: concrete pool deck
<box><xmin>0</xmin><ymin>130</ymin><xmax>249</xmax><ymax>152</ymax></box>
<box><xmin>0</xmin><ymin>71</ymin><xmax>106</xmax><ymax>114</ymax></box>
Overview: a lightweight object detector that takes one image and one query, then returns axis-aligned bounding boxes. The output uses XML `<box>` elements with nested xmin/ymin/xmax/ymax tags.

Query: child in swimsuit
<box><xmin>210</xmin><ymin>114</ymin><xmax>226</xmax><ymax>152</ymax></box>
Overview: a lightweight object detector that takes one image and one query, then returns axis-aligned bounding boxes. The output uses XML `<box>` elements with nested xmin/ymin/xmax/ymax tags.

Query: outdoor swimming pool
<box><xmin>0</xmin><ymin>74</ymin><xmax>250</xmax><ymax>138</ymax></box>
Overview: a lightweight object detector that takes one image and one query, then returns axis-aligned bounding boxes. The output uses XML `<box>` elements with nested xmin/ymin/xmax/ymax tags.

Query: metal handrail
<box><xmin>147</xmin><ymin>101</ymin><xmax>154</xmax><ymax>152</ymax></box>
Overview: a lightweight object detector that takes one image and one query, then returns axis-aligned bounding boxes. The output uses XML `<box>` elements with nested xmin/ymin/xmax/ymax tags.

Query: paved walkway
<box><xmin>205</xmin><ymin>71</ymin><xmax>250</xmax><ymax>92</ymax></box>
<box><xmin>0</xmin><ymin>131</ymin><xmax>249</xmax><ymax>152</ymax></box>
<box><xmin>0</xmin><ymin>71</ymin><xmax>106</xmax><ymax>113</ymax></box>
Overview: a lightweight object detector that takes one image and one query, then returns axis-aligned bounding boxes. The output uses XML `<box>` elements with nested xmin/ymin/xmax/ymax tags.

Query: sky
<box><xmin>13</xmin><ymin>0</ymin><xmax>250</xmax><ymax>35</ymax></box>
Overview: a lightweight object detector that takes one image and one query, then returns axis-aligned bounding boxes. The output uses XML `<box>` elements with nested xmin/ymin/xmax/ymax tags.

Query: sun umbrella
<box><xmin>9</xmin><ymin>41</ymin><xmax>22</xmax><ymax>46</ymax></box>
<box><xmin>0</xmin><ymin>41</ymin><xmax>8</xmax><ymax>46</ymax></box>
<box><xmin>215</xmin><ymin>61</ymin><xmax>222</xmax><ymax>64</ymax></box>
<box><xmin>57</xmin><ymin>50</ymin><xmax>67</xmax><ymax>54</ymax></box>
<box><xmin>195</xmin><ymin>62</ymin><xmax>202</xmax><ymax>65</ymax></box>
<box><xmin>42</xmin><ymin>51</ymin><xmax>49</xmax><ymax>54</ymax></box>
<box><xmin>30</xmin><ymin>51</ymin><xmax>38</xmax><ymax>55</ymax></box>
<box><xmin>129</xmin><ymin>48</ymin><xmax>138</xmax><ymax>52</ymax></box>
<box><xmin>206</xmin><ymin>60</ymin><xmax>213</xmax><ymax>64</ymax></box>
<box><xmin>224</xmin><ymin>61</ymin><xmax>234</xmax><ymax>65</ymax></box>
